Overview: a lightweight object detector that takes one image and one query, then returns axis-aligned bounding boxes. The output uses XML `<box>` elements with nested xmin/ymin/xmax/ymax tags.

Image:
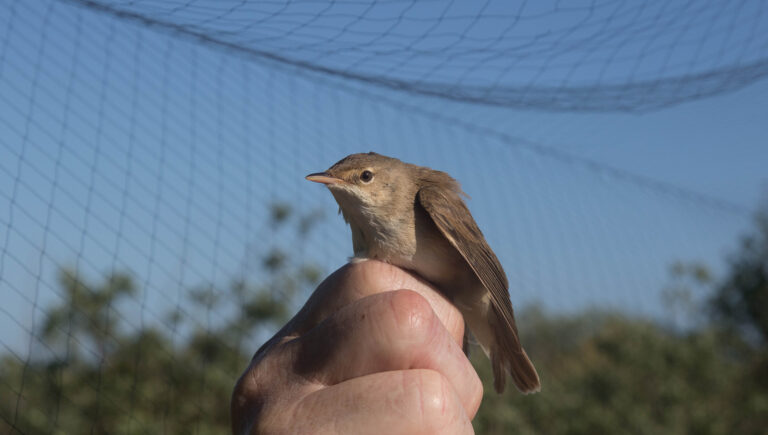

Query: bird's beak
<box><xmin>305</xmin><ymin>172</ymin><xmax>343</xmax><ymax>185</ymax></box>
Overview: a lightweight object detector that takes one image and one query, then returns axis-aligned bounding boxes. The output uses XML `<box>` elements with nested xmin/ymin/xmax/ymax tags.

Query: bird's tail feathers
<box><xmin>489</xmin><ymin>306</ymin><xmax>541</xmax><ymax>394</ymax></box>
<box><xmin>463</xmin><ymin>302</ymin><xmax>541</xmax><ymax>394</ymax></box>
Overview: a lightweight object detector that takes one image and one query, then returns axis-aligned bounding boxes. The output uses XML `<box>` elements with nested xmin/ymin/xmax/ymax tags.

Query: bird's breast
<box><xmin>347</xmin><ymin>200</ymin><xmax>480</xmax><ymax>299</ymax></box>
<box><xmin>378</xmin><ymin>205</ymin><xmax>477</xmax><ymax>299</ymax></box>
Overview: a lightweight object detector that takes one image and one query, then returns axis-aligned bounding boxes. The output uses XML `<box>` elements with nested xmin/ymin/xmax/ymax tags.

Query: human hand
<box><xmin>231</xmin><ymin>260</ymin><xmax>483</xmax><ymax>434</ymax></box>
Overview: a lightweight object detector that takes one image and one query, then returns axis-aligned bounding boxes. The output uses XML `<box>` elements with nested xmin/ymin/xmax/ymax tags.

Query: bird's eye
<box><xmin>360</xmin><ymin>170</ymin><xmax>374</xmax><ymax>183</ymax></box>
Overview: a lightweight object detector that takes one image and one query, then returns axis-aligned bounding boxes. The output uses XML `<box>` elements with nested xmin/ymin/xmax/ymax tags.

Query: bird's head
<box><xmin>305</xmin><ymin>152</ymin><xmax>415</xmax><ymax>227</ymax></box>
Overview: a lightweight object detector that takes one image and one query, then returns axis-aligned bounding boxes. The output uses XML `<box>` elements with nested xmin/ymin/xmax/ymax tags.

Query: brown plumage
<box><xmin>306</xmin><ymin>152</ymin><xmax>540</xmax><ymax>394</ymax></box>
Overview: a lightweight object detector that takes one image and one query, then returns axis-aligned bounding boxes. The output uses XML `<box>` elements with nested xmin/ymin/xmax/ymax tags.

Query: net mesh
<box><xmin>65</xmin><ymin>0</ymin><xmax>768</xmax><ymax>111</ymax></box>
<box><xmin>0</xmin><ymin>0</ymin><xmax>765</xmax><ymax>432</ymax></box>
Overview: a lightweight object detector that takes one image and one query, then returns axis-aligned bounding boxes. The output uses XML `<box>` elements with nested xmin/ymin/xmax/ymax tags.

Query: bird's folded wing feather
<box><xmin>416</xmin><ymin>185</ymin><xmax>522</xmax><ymax>347</ymax></box>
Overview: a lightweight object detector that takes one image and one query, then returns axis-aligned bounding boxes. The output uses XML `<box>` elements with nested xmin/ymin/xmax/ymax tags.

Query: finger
<box><xmin>291</xmin><ymin>260</ymin><xmax>466</xmax><ymax>344</ymax></box>
<box><xmin>290</xmin><ymin>370</ymin><xmax>474</xmax><ymax>435</ymax></box>
<box><xmin>287</xmin><ymin>289</ymin><xmax>483</xmax><ymax>417</ymax></box>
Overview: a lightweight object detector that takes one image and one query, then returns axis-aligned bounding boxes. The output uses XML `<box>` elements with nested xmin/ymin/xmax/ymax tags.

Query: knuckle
<box><xmin>387</xmin><ymin>290</ymin><xmax>435</xmax><ymax>341</ymax></box>
<box><xmin>468</xmin><ymin>373</ymin><xmax>484</xmax><ymax>417</ymax></box>
<box><xmin>418</xmin><ymin>372</ymin><xmax>452</xmax><ymax>421</ymax></box>
<box><xmin>231</xmin><ymin>346</ymin><xmax>292</xmax><ymax>414</ymax></box>
<box><xmin>232</xmin><ymin>348</ymin><xmax>309</xmax><ymax>435</ymax></box>
<box><xmin>402</xmin><ymin>370</ymin><xmax>456</xmax><ymax>431</ymax></box>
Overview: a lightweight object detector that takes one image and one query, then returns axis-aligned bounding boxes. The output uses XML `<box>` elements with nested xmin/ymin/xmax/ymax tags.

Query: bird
<box><xmin>306</xmin><ymin>152</ymin><xmax>540</xmax><ymax>394</ymax></box>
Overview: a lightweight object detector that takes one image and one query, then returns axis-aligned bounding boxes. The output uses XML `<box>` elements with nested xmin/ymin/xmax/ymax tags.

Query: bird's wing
<box><xmin>416</xmin><ymin>185</ymin><xmax>521</xmax><ymax>346</ymax></box>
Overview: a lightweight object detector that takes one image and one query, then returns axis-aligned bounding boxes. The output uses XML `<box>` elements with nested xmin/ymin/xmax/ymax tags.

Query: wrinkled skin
<box><xmin>231</xmin><ymin>260</ymin><xmax>483</xmax><ymax>434</ymax></box>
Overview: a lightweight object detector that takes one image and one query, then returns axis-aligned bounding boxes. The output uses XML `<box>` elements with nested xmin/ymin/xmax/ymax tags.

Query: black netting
<box><xmin>65</xmin><ymin>0</ymin><xmax>768</xmax><ymax>111</ymax></box>
<box><xmin>1</xmin><ymin>0</ymin><xmax>765</xmax><ymax>433</ymax></box>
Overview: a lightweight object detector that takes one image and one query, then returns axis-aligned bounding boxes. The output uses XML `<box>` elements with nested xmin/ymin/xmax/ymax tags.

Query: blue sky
<box><xmin>1</xmin><ymin>0</ymin><xmax>767</xmax><ymax>355</ymax></box>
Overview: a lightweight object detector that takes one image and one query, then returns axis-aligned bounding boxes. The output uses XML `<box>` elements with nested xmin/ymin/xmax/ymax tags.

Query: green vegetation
<box><xmin>0</xmin><ymin>204</ymin><xmax>323</xmax><ymax>434</ymax></box>
<box><xmin>1</xmin><ymin>204</ymin><xmax>766</xmax><ymax>434</ymax></box>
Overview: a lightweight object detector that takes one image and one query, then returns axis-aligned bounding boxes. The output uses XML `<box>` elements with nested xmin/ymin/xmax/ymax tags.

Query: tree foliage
<box><xmin>472</xmin><ymin>309</ymin><xmax>758</xmax><ymax>434</ymax></box>
<box><xmin>710</xmin><ymin>206</ymin><xmax>768</xmax><ymax>347</ymax></box>
<box><xmin>0</xmin><ymin>203</ymin><xmax>323</xmax><ymax>434</ymax></box>
<box><xmin>1</xmin><ymin>202</ymin><xmax>767</xmax><ymax>433</ymax></box>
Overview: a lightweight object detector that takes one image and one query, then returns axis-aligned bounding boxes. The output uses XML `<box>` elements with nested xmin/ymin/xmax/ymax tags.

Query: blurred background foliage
<box><xmin>0</xmin><ymin>204</ymin><xmax>324</xmax><ymax>434</ymax></box>
<box><xmin>1</xmin><ymin>202</ymin><xmax>766</xmax><ymax>434</ymax></box>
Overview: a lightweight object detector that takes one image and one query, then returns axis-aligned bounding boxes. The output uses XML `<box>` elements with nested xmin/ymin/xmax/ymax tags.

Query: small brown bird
<box><xmin>306</xmin><ymin>152</ymin><xmax>540</xmax><ymax>394</ymax></box>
